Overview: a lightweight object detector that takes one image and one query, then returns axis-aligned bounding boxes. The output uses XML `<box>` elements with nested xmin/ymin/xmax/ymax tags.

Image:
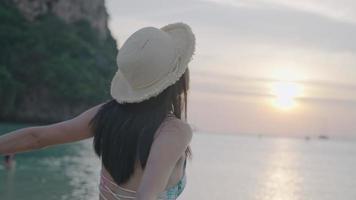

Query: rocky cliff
<box><xmin>12</xmin><ymin>0</ymin><xmax>109</xmax><ymax>39</ymax></box>
<box><xmin>0</xmin><ymin>0</ymin><xmax>118</xmax><ymax>123</ymax></box>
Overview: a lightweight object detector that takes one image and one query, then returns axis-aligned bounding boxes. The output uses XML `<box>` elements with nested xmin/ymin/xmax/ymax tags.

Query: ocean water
<box><xmin>1</xmin><ymin>127</ymin><xmax>356</xmax><ymax>200</ymax></box>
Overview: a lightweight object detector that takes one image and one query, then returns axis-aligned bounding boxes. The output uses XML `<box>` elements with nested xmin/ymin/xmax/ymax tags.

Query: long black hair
<box><xmin>89</xmin><ymin>68</ymin><xmax>191</xmax><ymax>185</ymax></box>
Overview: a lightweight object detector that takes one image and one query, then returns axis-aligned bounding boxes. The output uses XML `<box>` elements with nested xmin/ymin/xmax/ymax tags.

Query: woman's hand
<box><xmin>0</xmin><ymin>103</ymin><xmax>104</xmax><ymax>155</ymax></box>
<box><xmin>3</xmin><ymin>154</ymin><xmax>15</xmax><ymax>169</ymax></box>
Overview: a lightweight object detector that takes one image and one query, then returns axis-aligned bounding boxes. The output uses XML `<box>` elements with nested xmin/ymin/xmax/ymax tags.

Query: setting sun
<box><xmin>271</xmin><ymin>81</ymin><xmax>302</xmax><ymax>110</ymax></box>
<box><xmin>269</xmin><ymin>68</ymin><xmax>304</xmax><ymax>110</ymax></box>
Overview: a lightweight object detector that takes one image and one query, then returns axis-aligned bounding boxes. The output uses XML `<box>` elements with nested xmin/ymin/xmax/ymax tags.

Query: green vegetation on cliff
<box><xmin>0</xmin><ymin>1</ymin><xmax>118</xmax><ymax>122</ymax></box>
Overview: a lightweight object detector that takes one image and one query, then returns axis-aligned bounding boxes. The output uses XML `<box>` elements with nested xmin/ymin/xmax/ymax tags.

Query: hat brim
<box><xmin>110</xmin><ymin>22</ymin><xmax>195</xmax><ymax>103</ymax></box>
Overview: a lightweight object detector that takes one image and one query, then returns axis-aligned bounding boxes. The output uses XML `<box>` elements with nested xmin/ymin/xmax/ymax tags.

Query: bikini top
<box><xmin>99</xmin><ymin>158</ymin><xmax>187</xmax><ymax>200</ymax></box>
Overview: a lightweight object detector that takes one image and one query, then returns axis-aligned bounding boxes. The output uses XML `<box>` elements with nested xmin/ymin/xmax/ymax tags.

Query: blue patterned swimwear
<box><xmin>157</xmin><ymin>159</ymin><xmax>187</xmax><ymax>199</ymax></box>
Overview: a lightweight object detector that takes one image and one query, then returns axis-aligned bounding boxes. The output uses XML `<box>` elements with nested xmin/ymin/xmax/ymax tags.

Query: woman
<box><xmin>0</xmin><ymin>22</ymin><xmax>195</xmax><ymax>200</ymax></box>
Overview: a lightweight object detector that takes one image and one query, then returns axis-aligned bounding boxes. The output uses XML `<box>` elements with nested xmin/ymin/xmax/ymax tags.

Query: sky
<box><xmin>105</xmin><ymin>0</ymin><xmax>356</xmax><ymax>138</ymax></box>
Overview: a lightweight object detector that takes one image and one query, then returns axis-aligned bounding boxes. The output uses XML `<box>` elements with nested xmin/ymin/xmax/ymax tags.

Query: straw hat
<box><xmin>110</xmin><ymin>22</ymin><xmax>195</xmax><ymax>103</ymax></box>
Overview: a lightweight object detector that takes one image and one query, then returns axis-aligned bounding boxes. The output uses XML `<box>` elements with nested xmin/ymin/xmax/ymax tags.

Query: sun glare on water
<box><xmin>270</xmin><ymin>68</ymin><xmax>304</xmax><ymax>111</ymax></box>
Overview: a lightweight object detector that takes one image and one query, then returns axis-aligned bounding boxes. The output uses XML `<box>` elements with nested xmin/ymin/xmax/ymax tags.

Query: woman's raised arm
<box><xmin>0</xmin><ymin>103</ymin><xmax>104</xmax><ymax>155</ymax></box>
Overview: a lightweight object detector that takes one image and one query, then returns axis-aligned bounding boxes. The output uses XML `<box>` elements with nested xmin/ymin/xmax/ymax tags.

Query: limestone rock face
<box><xmin>0</xmin><ymin>0</ymin><xmax>118</xmax><ymax>123</ymax></box>
<box><xmin>12</xmin><ymin>0</ymin><xmax>109</xmax><ymax>38</ymax></box>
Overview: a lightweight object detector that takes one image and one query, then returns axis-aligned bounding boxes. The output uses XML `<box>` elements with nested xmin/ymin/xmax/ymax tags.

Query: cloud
<box><xmin>106</xmin><ymin>0</ymin><xmax>356</xmax><ymax>105</ymax></box>
<box><xmin>191</xmin><ymin>71</ymin><xmax>356</xmax><ymax>106</ymax></box>
<box><xmin>200</xmin><ymin>0</ymin><xmax>356</xmax><ymax>24</ymax></box>
<box><xmin>107</xmin><ymin>0</ymin><xmax>356</xmax><ymax>55</ymax></box>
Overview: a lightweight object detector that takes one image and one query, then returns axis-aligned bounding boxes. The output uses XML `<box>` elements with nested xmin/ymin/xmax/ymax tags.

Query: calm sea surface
<box><xmin>1</xmin><ymin>123</ymin><xmax>356</xmax><ymax>200</ymax></box>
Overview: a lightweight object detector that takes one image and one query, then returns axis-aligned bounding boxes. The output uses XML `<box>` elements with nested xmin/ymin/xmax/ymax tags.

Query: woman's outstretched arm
<box><xmin>0</xmin><ymin>103</ymin><xmax>104</xmax><ymax>155</ymax></box>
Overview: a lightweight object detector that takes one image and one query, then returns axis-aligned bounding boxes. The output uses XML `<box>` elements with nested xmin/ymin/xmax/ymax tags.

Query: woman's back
<box><xmin>99</xmin><ymin>113</ymin><xmax>190</xmax><ymax>200</ymax></box>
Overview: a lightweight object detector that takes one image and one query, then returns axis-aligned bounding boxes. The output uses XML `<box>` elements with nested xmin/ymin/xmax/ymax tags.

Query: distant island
<box><xmin>0</xmin><ymin>0</ymin><xmax>118</xmax><ymax>123</ymax></box>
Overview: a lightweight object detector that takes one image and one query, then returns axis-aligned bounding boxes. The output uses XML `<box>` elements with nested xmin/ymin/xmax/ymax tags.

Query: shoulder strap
<box><xmin>183</xmin><ymin>156</ymin><xmax>187</xmax><ymax>171</ymax></box>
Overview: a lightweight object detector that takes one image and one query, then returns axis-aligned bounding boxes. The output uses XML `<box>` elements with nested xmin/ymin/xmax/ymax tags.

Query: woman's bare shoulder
<box><xmin>156</xmin><ymin>116</ymin><xmax>193</xmax><ymax>142</ymax></box>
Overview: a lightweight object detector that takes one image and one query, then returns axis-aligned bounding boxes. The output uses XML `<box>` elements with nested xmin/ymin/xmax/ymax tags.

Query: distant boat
<box><xmin>317</xmin><ymin>118</ymin><xmax>330</xmax><ymax>140</ymax></box>
<box><xmin>304</xmin><ymin>136</ymin><xmax>311</xmax><ymax>141</ymax></box>
<box><xmin>318</xmin><ymin>135</ymin><xmax>329</xmax><ymax>140</ymax></box>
